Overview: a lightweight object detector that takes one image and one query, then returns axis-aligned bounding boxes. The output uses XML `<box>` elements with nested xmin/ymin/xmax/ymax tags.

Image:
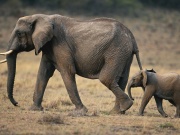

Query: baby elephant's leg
<box><xmin>139</xmin><ymin>86</ymin><xmax>155</xmax><ymax>116</ymax></box>
<box><xmin>154</xmin><ymin>95</ymin><xmax>168</xmax><ymax>117</ymax></box>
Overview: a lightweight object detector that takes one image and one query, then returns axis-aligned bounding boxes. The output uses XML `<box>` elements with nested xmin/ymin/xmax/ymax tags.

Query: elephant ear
<box><xmin>32</xmin><ymin>15</ymin><xmax>53</xmax><ymax>55</ymax></box>
<box><xmin>142</xmin><ymin>70</ymin><xmax>147</xmax><ymax>87</ymax></box>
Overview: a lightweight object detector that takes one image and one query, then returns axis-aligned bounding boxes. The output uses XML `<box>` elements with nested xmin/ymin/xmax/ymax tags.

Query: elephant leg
<box><xmin>110</xmin><ymin>76</ymin><xmax>128</xmax><ymax>114</ymax></box>
<box><xmin>116</xmin><ymin>56</ymin><xmax>132</xmax><ymax>114</ymax></box>
<box><xmin>104</xmin><ymin>80</ymin><xmax>132</xmax><ymax>113</ymax></box>
<box><xmin>61</xmin><ymin>71</ymin><xmax>87</xmax><ymax>113</ymax></box>
<box><xmin>99</xmin><ymin>60</ymin><xmax>133</xmax><ymax>113</ymax></box>
<box><xmin>175</xmin><ymin>105</ymin><xmax>180</xmax><ymax>118</ymax></box>
<box><xmin>139</xmin><ymin>86</ymin><xmax>154</xmax><ymax>116</ymax></box>
<box><xmin>110</xmin><ymin>69</ymin><xmax>131</xmax><ymax>114</ymax></box>
<box><xmin>154</xmin><ymin>95</ymin><xmax>168</xmax><ymax>117</ymax></box>
<box><xmin>118</xmin><ymin>54</ymin><xmax>133</xmax><ymax>91</ymax></box>
<box><xmin>173</xmin><ymin>92</ymin><xmax>179</xmax><ymax>118</ymax></box>
<box><xmin>110</xmin><ymin>98</ymin><xmax>121</xmax><ymax>114</ymax></box>
<box><xmin>30</xmin><ymin>55</ymin><xmax>55</xmax><ymax>111</ymax></box>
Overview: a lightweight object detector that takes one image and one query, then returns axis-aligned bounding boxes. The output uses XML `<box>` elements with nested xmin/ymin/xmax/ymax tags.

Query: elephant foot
<box><xmin>120</xmin><ymin>111</ymin><xmax>125</xmax><ymax>114</ymax></box>
<box><xmin>110</xmin><ymin>98</ymin><xmax>126</xmax><ymax>115</ymax></box>
<box><xmin>68</xmin><ymin>106</ymin><xmax>88</xmax><ymax>117</ymax></box>
<box><xmin>138</xmin><ymin>112</ymin><xmax>144</xmax><ymax>116</ymax></box>
<box><xmin>119</xmin><ymin>98</ymin><xmax>133</xmax><ymax>112</ymax></box>
<box><xmin>109</xmin><ymin>107</ymin><xmax>120</xmax><ymax>114</ymax></box>
<box><xmin>162</xmin><ymin>113</ymin><xmax>168</xmax><ymax>118</ymax></box>
<box><xmin>109</xmin><ymin>108</ymin><xmax>125</xmax><ymax>115</ymax></box>
<box><xmin>29</xmin><ymin>104</ymin><xmax>43</xmax><ymax>111</ymax></box>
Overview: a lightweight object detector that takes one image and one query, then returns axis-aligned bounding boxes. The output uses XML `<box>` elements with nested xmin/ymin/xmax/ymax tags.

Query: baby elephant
<box><xmin>127</xmin><ymin>69</ymin><xmax>180</xmax><ymax>118</ymax></box>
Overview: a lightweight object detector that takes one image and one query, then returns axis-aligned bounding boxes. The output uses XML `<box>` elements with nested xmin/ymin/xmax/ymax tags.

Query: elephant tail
<box><xmin>132</xmin><ymin>40</ymin><xmax>143</xmax><ymax>70</ymax></box>
<box><xmin>132</xmin><ymin>42</ymin><xmax>143</xmax><ymax>70</ymax></box>
<box><xmin>129</xmin><ymin>30</ymin><xmax>143</xmax><ymax>70</ymax></box>
<box><xmin>135</xmin><ymin>50</ymin><xmax>143</xmax><ymax>70</ymax></box>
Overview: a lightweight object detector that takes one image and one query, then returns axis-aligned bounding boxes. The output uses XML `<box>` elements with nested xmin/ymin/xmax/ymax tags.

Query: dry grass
<box><xmin>0</xmin><ymin>9</ymin><xmax>180</xmax><ymax>135</ymax></box>
<box><xmin>38</xmin><ymin>113</ymin><xmax>64</xmax><ymax>124</ymax></box>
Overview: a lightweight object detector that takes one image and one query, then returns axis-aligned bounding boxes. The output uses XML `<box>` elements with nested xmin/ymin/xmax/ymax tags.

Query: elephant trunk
<box><xmin>127</xmin><ymin>80</ymin><xmax>134</xmax><ymax>100</ymax></box>
<box><xmin>6</xmin><ymin>52</ymin><xmax>18</xmax><ymax>106</ymax></box>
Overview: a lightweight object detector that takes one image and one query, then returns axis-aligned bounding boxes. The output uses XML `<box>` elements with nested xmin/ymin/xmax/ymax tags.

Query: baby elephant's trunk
<box><xmin>127</xmin><ymin>80</ymin><xmax>134</xmax><ymax>100</ymax></box>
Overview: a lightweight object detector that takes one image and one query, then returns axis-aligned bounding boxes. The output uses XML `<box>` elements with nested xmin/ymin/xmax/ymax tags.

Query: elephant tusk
<box><xmin>0</xmin><ymin>50</ymin><xmax>13</xmax><ymax>55</ymax></box>
<box><xmin>0</xmin><ymin>59</ymin><xmax>7</xmax><ymax>64</ymax></box>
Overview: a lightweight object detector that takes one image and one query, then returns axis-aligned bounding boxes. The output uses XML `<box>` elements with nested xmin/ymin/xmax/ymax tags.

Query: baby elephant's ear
<box><xmin>142</xmin><ymin>70</ymin><xmax>147</xmax><ymax>87</ymax></box>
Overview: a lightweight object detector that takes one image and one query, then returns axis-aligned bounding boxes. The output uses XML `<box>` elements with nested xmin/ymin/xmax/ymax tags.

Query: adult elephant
<box><xmin>0</xmin><ymin>14</ymin><xmax>142</xmax><ymax>114</ymax></box>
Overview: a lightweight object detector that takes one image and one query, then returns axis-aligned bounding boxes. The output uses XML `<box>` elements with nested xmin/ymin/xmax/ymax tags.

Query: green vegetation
<box><xmin>159</xmin><ymin>123</ymin><xmax>175</xmax><ymax>129</ymax></box>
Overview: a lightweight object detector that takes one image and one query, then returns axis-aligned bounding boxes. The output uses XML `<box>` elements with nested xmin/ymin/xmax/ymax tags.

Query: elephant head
<box><xmin>127</xmin><ymin>70</ymin><xmax>147</xmax><ymax>100</ymax></box>
<box><xmin>0</xmin><ymin>14</ymin><xmax>54</xmax><ymax>106</ymax></box>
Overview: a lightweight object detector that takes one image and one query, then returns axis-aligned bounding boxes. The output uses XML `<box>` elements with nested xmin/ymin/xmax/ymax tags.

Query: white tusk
<box><xmin>0</xmin><ymin>59</ymin><xmax>7</xmax><ymax>64</ymax></box>
<box><xmin>0</xmin><ymin>50</ymin><xmax>13</xmax><ymax>55</ymax></box>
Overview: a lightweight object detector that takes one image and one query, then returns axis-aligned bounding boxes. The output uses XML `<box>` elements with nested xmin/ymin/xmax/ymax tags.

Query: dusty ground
<box><xmin>0</xmin><ymin>8</ymin><xmax>180</xmax><ymax>135</ymax></box>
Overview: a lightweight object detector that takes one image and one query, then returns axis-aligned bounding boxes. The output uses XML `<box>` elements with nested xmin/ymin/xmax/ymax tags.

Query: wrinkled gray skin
<box><xmin>127</xmin><ymin>70</ymin><xmax>180</xmax><ymax>118</ymax></box>
<box><xmin>1</xmin><ymin>14</ymin><xmax>143</xmax><ymax>114</ymax></box>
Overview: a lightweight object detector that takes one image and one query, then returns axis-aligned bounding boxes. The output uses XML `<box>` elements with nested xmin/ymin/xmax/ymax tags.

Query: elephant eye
<box><xmin>29</xmin><ymin>23</ymin><xmax>33</xmax><ymax>29</ymax></box>
<box><xmin>17</xmin><ymin>31</ymin><xmax>25</xmax><ymax>38</ymax></box>
<box><xmin>17</xmin><ymin>31</ymin><xmax>21</xmax><ymax>37</ymax></box>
